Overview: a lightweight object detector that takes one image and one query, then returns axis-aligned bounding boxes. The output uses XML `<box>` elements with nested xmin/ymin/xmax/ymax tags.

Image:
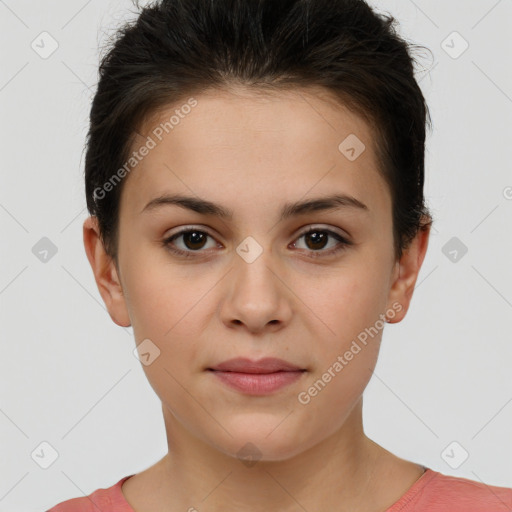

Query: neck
<box><xmin>123</xmin><ymin>398</ymin><xmax>425</xmax><ymax>512</ymax></box>
<box><xmin>151</xmin><ymin>399</ymin><xmax>390</xmax><ymax>512</ymax></box>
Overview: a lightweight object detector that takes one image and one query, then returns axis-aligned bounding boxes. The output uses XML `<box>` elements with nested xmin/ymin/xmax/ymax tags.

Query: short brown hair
<box><xmin>85</xmin><ymin>0</ymin><xmax>434</xmax><ymax>261</ymax></box>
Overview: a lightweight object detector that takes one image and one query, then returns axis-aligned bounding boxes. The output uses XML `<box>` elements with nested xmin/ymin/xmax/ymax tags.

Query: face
<box><xmin>85</xmin><ymin>86</ymin><xmax>428</xmax><ymax>462</ymax></box>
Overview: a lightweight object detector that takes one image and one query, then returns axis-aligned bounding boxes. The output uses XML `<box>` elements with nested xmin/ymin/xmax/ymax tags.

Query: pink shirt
<box><xmin>46</xmin><ymin>468</ymin><xmax>512</xmax><ymax>511</ymax></box>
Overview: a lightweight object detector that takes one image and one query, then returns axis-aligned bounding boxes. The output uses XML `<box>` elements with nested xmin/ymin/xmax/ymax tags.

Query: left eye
<box><xmin>292</xmin><ymin>227</ymin><xmax>349</xmax><ymax>255</ymax></box>
<box><xmin>162</xmin><ymin>227</ymin><xmax>351</xmax><ymax>258</ymax></box>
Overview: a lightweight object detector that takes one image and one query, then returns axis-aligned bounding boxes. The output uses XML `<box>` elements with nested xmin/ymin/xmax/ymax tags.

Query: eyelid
<box><xmin>164</xmin><ymin>224</ymin><xmax>216</xmax><ymax>238</ymax></box>
<box><xmin>294</xmin><ymin>224</ymin><xmax>350</xmax><ymax>240</ymax></box>
<box><xmin>164</xmin><ymin>224</ymin><xmax>350</xmax><ymax>242</ymax></box>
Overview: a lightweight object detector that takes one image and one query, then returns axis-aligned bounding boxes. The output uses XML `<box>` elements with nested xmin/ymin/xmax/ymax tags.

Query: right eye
<box><xmin>162</xmin><ymin>228</ymin><xmax>219</xmax><ymax>258</ymax></box>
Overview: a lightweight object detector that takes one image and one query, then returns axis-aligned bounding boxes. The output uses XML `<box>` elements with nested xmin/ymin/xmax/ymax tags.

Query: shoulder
<box><xmin>46</xmin><ymin>475</ymin><xmax>135</xmax><ymax>512</ymax></box>
<box><xmin>401</xmin><ymin>468</ymin><xmax>512</xmax><ymax>512</ymax></box>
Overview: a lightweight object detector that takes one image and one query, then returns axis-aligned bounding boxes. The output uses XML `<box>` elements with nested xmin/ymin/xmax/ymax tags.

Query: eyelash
<box><xmin>161</xmin><ymin>226</ymin><xmax>352</xmax><ymax>260</ymax></box>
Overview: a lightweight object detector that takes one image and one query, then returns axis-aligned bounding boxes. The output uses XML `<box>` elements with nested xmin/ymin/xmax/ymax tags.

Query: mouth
<box><xmin>206</xmin><ymin>357</ymin><xmax>307</xmax><ymax>395</ymax></box>
<box><xmin>207</xmin><ymin>368</ymin><xmax>307</xmax><ymax>374</ymax></box>
<box><xmin>207</xmin><ymin>356</ymin><xmax>306</xmax><ymax>373</ymax></box>
<box><xmin>207</xmin><ymin>370</ymin><xmax>306</xmax><ymax>395</ymax></box>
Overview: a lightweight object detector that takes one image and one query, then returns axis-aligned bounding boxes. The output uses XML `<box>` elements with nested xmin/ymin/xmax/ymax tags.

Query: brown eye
<box><xmin>293</xmin><ymin>227</ymin><xmax>352</xmax><ymax>259</ymax></box>
<box><xmin>181</xmin><ymin>231</ymin><xmax>208</xmax><ymax>250</ymax></box>
<box><xmin>162</xmin><ymin>228</ymin><xmax>218</xmax><ymax>258</ymax></box>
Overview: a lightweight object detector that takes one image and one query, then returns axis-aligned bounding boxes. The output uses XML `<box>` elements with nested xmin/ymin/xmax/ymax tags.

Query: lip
<box><xmin>207</xmin><ymin>357</ymin><xmax>305</xmax><ymax>373</ymax></box>
<box><xmin>207</xmin><ymin>357</ymin><xmax>306</xmax><ymax>395</ymax></box>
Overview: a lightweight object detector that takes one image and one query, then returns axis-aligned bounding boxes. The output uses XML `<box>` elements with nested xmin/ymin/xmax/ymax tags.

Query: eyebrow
<box><xmin>141</xmin><ymin>193</ymin><xmax>369</xmax><ymax>221</ymax></box>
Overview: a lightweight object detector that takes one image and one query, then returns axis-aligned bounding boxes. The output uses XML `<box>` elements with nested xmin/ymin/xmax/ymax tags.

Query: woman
<box><xmin>48</xmin><ymin>0</ymin><xmax>512</xmax><ymax>510</ymax></box>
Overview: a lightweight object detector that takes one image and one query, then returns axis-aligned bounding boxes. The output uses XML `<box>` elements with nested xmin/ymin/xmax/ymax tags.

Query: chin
<box><xmin>208</xmin><ymin>419</ymin><xmax>312</xmax><ymax>464</ymax></box>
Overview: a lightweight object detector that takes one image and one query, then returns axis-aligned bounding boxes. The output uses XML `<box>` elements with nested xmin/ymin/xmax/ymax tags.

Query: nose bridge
<box><xmin>233</xmin><ymin>233</ymin><xmax>279</xmax><ymax>300</ymax></box>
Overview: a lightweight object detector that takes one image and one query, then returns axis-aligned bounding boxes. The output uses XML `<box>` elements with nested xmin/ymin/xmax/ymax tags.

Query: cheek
<box><xmin>120</xmin><ymin>258</ymin><xmax>217</xmax><ymax>439</ymax></box>
<box><xmin>294</xmin><ymin>271</ymin><xmax>386</xmax><ymax>432</ymax></box>
<box><xmin>124</xmin><ymin>268</ymin><xmax>205</xmax><ymax>408</ymax></box>
<box><xmin>121</xmin><ymin>252</ymin><xmax>211</xmax><ymax>369</ymax></box>
<box><xmin>305</xmin><ymin>263</ymin><xmax>390</xmax><ymax>341</ymax></box>
<box><xmin>298</xmin><ymin>260</ymin><xmax>390</xmax><ymax>392</ymax></box>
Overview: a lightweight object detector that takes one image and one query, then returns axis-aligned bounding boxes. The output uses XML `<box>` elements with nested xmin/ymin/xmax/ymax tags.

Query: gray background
<box><xmin>1</xmin><ymin>0</ymin><xmax>511</xmax><ymax>510</ymax></box>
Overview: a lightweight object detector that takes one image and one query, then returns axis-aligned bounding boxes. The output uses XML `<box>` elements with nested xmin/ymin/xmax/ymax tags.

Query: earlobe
<box><xmin>82</xmin><ymin>216</ymin><xmax>131</xmax><ymax>327</ymax></box>
<box><xmin>386</xmin><ymin>222</ymin><xmax>431</xmax><ymax>324</ymax></box>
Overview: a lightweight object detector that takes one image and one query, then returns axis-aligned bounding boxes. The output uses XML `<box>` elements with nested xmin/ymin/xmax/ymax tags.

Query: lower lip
<box><xmin>209</xmin><ymin>370</ymin><xmax>305</xmax><ymax>395</ymax></box>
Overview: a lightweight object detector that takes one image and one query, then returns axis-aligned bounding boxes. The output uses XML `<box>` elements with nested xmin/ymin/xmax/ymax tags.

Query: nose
<box><xmin>219</xmin><ymin>245</ymin><xmax>293</xmax><ymax>334</ymax></box>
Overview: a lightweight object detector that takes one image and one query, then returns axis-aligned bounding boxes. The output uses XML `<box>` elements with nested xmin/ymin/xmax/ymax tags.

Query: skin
<box><xmin>83</xmin><ymin>85</ymin><xmax>430</xmax><ymax>512</ymax></box>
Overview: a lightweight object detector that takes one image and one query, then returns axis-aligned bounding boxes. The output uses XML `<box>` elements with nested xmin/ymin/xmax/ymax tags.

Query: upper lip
<box><xmin>208</xmin><ymin>357</ymin><xmax>305</xmax><ymax>374</ymax></box>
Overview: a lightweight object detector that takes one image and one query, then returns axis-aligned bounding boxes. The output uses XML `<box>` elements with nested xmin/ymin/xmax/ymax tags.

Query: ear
<box><xmin>385</xmin><ymin>220</ymin><xmax>431</xmax><ymax>323</ymax></box>
<box><xmin>83</xmin><ymin>216</ymin><xmax>131</xmax><ymax>327</ymax></box>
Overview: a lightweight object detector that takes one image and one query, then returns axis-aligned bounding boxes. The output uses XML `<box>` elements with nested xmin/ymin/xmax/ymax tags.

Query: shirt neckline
<box><xmin>384</xmin><ymin>467</ymin><xmax>439</xmax><ymax>511</ymax></box>
<box><xmin>112</xmin><ymin>467</ymin><xmax>438</xmax><ymax>511</ymax></box>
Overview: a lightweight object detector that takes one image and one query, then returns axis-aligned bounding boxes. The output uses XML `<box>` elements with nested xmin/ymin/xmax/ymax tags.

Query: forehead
<box><xmin>138</xmin><ymin>85</ymin><xmax>377</xmax><ymax>155</ymax></box>
<box><xmin>120</xmin><ymin>85</ymin><xmax>389</xmax><ymax>220</ymax></box>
